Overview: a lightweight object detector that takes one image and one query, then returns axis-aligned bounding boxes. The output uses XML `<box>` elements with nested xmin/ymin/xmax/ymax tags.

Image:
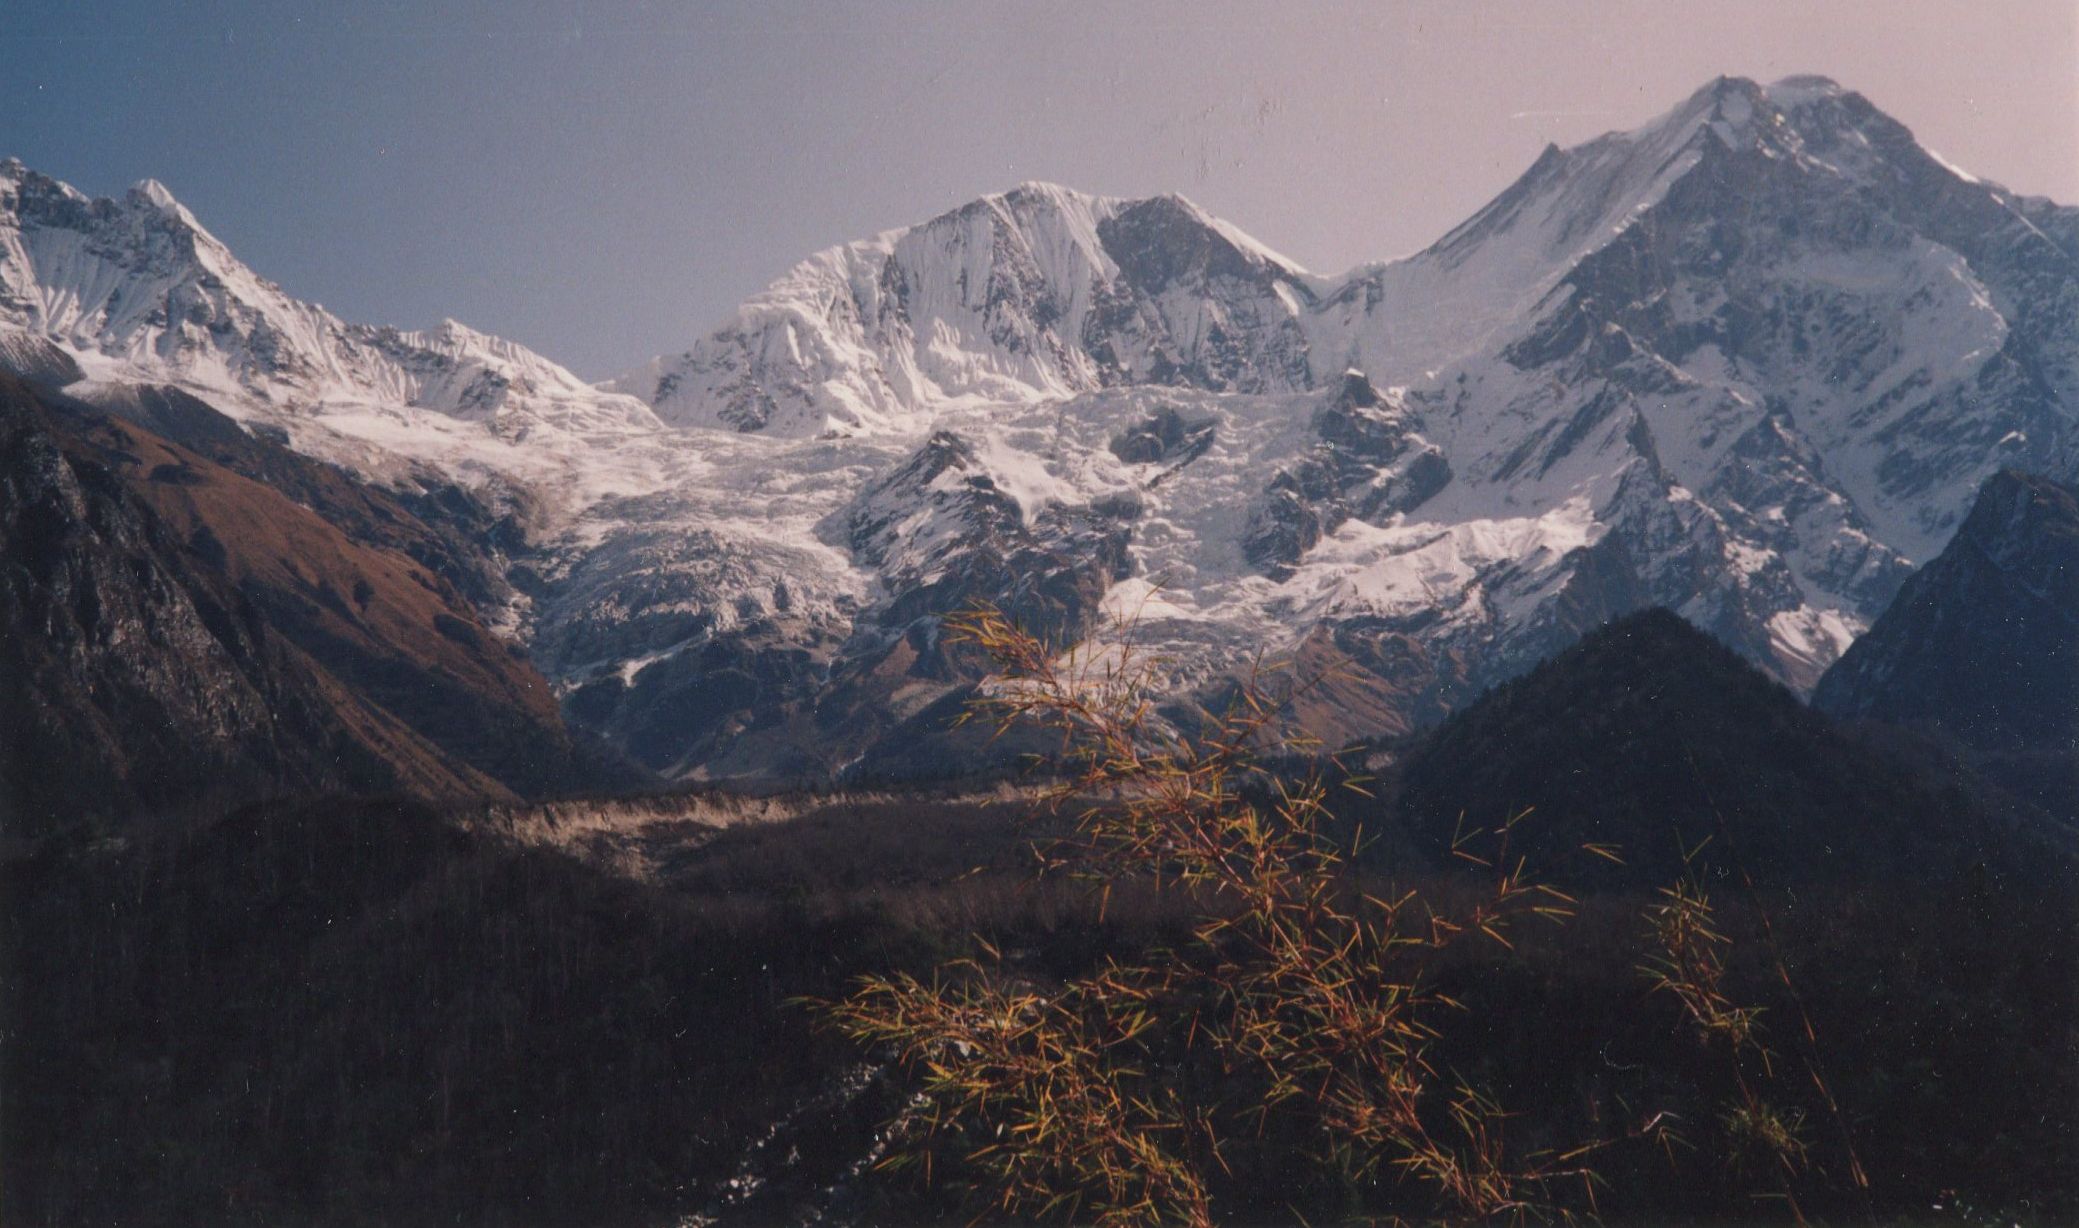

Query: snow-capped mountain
<box><xmin>606</xmin><ymin>181</ymin><xmax>1320</xmax><ymax>435</ymax></box>
<box><xmin>5</xmin><ymin>74</ymin><xmax>2074</xmax><ymax>782</ymax></box>
<box><xmin>1</xmin><ymin>157</ymin><xmax>662</xmax><ymax>493</ymax></box>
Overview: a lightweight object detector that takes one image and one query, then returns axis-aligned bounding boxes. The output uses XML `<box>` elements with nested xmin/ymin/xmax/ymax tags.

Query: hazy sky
<box><xmin>4</xmin><ymin>1</ymin><xmax>2075</xmax><ymax>378</ymax></box>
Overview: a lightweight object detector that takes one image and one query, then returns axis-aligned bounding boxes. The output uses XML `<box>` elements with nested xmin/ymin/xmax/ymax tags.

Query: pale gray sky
<box><xmin>4</xmin><ymin>0</ymin><xmax>2075</xmax><ymax>377</ymax></box>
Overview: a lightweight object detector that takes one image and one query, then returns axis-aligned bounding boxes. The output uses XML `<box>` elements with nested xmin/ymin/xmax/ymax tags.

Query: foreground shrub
<box><xmin>821</xmin><ymin>609</ymin><xmax>1679</xmax><ymax>1226</ymax></box>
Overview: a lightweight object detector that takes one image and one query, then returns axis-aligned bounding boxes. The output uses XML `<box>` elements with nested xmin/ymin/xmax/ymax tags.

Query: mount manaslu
<box><xmin>6</xmin><ymin>74</ymin><xmax>2075</xmax><ymax>784</ymax></box>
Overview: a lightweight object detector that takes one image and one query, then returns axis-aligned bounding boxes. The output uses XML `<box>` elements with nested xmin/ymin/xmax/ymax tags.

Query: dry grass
<box><xmin>814</xmin><ymin>606</ymin><xmax>1661</xmax><ymax>1227</ymax></box>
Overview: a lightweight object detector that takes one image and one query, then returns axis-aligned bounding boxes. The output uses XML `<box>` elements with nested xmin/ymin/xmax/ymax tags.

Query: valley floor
<box><xmin>5</xmin><ymin>783</ymin><xmax>2073</xmax><ymax>1228</ymax></box>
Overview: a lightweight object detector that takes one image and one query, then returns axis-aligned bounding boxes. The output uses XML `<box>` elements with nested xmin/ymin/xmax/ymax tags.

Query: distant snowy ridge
<box><xmin>0</xmin><ymin>156</ymin><xmax>663</xmax><ymax>499</ymax></box>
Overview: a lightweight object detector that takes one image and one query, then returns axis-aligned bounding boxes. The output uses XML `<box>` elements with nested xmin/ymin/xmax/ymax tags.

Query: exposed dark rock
<box><xmin>1245</xmin><ymin>373</ymin><xmax>1450</xmax><ymax>577</ymax></box>
<box><xmin>1108</xmin><ymin>405</ymin><xmax>1216</xmax><ymax>466</ymax></box>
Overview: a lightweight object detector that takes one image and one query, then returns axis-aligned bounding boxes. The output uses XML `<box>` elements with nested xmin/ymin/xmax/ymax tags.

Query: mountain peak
<box><xmin>1766</xmin><ymin>73</ymin><xmax>1844</xmax><ymax>96</ymax></box>
<box><xmin>122</xmin><ymin>176</ymin><xmax>212</xmax><ymax>235</ymax></box>
<box><xmin>428</xmin><ymin>316</ymin><xmax>495</xmax><ymax>343</ymax></box>
<box><xmin>1699</xmin><ymin>72</ymin><xmax>1766</xmax><ymax>100</ymax></box>
<box><xmin>1636</xmin><ymin>74</ymin><xmax>1785</xmax><ymax>155</ymax></box>
<box><xmin>1683</xmin><ymin>72</ymin><xmax>1846</xmax><ymax>108</ymax></box>
<box><xmin>401</xmin><ymin>316</ymin><xmax>527</xmax><ymax>362</ymax></box>
<box><xmin>1978</xmin><ymin>465</ymin><xmax>2072</xmax><ymax>504</ymax></box>
<box><xmin>0</xmin><ymin>158</ymin><xmax>86</xmax><ymax>208</ymax></box>
<box><xmin>1001</xmin><ymin>179</ymin><xmax>1103</xmax><ymax>205</ymax></box>
<box><xmin>617</xmin><ymin>168</ymin><xmax>1320</xmax><ymax>433</ymax></box>
<box><xmin>1629</xmin><ymin>72</ymin><xmax>1880</xmax><ymax>164</ymax></box>
<box><xmin>0</xmin><ymin>160</ymin><xmax>662</xmax><ymax>440</ymax></box>
<box><xmin>929</xmin><ymin>179</ymin><xmax>1110</xmax><ymax>230</ymax></box>
<box><xmin>129</xmin><ymin>177</ymin><xmax>180</xmax><ymax>210</ymax></box>
<box><xmin>1956</xmin><ymin>467</ymin><xmax>2079</xmax><ymax>569</ymax></box>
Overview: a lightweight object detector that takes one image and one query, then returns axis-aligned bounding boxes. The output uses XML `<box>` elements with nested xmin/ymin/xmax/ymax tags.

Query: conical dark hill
<box><xmin>1390</xmin><ymin>608</ymin><xmax>2068</xmax><ymax>891</ymax></box>
<box><xmin>1815</xmin><ymin>470</ymin><xmax>2079</xmax><ymax>816</ymax></box>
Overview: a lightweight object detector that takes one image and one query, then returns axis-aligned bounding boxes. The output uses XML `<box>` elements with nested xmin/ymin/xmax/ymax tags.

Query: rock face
<box><xmin>1242</xmin><ymin>370</ymin><xmax>1452</xmax><ymax>578</ymax></box>
<box><xmin>0</xmin><ymin>374</ymin><xmax>625</xmax><ymax>834</ymax></box>
<box><xmin>0</xmin><ymin>375</ymin><xmax>480</xmax><ymax>832</ymax></box>
<box><xmin>3</xmin><ymin>74</ymin><xmax>2075</xmax><ymax>783</ymax></box>
<box><xmin>1815</xmin><ymin>469</ymin><xmax>2079</xmax><ymax>754</ymax></box>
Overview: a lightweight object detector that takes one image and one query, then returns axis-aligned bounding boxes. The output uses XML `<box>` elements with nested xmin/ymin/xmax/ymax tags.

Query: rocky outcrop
<box><xmin>1244</xmin><ymin>371</ymin><xmax>1450</xmax><ymax>577</ymax></box>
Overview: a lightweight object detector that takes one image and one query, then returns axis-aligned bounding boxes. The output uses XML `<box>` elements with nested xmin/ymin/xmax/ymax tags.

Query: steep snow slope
<box><xmin>1401</xmin><ymin>76</ymin><xmax>2076</xmax><ymax>559</ymax></box>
